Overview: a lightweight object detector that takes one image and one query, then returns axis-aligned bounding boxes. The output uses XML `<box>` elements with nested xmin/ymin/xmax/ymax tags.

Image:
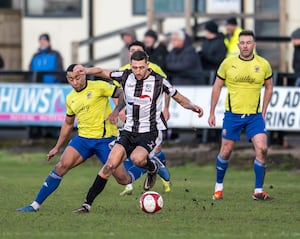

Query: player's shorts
<box><xmin>68</xmin><ymin>135</ymin><xmax>116</xmax><ymax>164</ymax></box>
<box><xmin>116</xmin><ymin>130</ymin><xmax>161</xmax><ymax>158</ymax></box>
<box><xmin>222</xmin><ymin>111</ymin><xmax>267</xmax><ymax>141</ymax></box>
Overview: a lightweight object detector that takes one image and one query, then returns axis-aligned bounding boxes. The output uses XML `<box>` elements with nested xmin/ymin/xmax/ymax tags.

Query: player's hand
<box><xmin>118</xmin><ymin>110</ymin><xmax>126</xmax><ymax>122</ymax></box>
<box><xmin>107</xmin><ymin>110</ymin><xmax>119</xmax><ymax>125</ymax></box>
<box><xmin>73</xmin><ymin>64</ymin><xmax>86</xmax><ymax>75</ymax></box>
<box><xmin>208</xmin><ymin>114</ymin><xmax>216</xmax><ymax>127</ymax></box>
<box><xmin>194</xmin><ymin>105</ymin><xmax>204</xmax><ymax>118</ymax></box>
<box><xmin>47</xmin><ymin>147</ymin><xmax>59</xmax><ymax>161</ymax></box>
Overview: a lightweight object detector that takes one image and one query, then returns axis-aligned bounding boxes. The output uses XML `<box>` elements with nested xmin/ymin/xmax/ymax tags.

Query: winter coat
<box><xmin>29</xmin><ymin>47</ymin><xmax>64</xmax><ymax>83</ymax></box>
<box><xmin>292</xmin><ymin>45</ymin><xmax>300</xmax><ymax>74</ymax></box>
<box><xmin>199</xmin><ymin>33</ymin><xmax>227</xmax><ymax>71</ymax></box>
<box><xmin>146</xmin><ymin>43</ymin><xmax>169</xmax><ymax>72</ymax></box>
<box><xmin>165</xmin><ymin>34</ymin><xmax>203</xmax><ymax>85</ymax></box>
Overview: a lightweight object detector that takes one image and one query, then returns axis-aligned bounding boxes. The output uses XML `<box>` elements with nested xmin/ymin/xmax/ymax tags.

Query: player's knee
<box><xmin>55</xmin><ymin>162</ymin><xmax>70</xmax><ymax>176</ymax></box>
<box><xmin>102</xmin><ymin>163</ymin><xmax>114</xmax><ymax>176</ymax></box>
<box><xmin>259</xmin><ymin>145</ymin><xmax>268</xmax><ymax>156</ymax></box>
<box><xmin>220</xmin><ymin>148</ymin><xmax>232</xmax><ymax>159</ymax></box>
<box><xmin>130</xmin><ymin>154</ymin><xmax>143</xmax><ymax>166</ymax></box>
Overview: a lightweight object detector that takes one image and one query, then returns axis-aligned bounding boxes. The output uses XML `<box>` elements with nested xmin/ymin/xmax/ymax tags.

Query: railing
<box><xmin>71</xmin><ymin>22</ymin><xmax>148</xmax><ymax>66</ymax></box>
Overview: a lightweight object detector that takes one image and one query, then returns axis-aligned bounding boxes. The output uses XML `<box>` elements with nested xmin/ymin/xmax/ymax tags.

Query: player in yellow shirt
<box><xmin>17</xmin><ymin>64</ymin><xmax>129</xmax><ymax>212</ymax></box>
<box><xmin>208</xmin><ymin>30</ymin><xmax>273</xmax><ymax>201</ymax></box>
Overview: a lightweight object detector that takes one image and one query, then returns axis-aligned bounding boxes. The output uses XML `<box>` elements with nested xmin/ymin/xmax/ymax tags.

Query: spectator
<box><xmin>119</xmin><ymin>28</ymin><xmax>136</xmax><ymax>66</ymax></box>
<box><xmin>143</xmin><ymin>29</ymin><xmax>169</xmax><ymax>72</ymax></box>
<box><xmin>29</xmin><ymin>33</ymin><xmax>64</xmax><ymax>139</ymax></box>
<box><xmin>199</xmin><ymin>20</ymin><xmax>227</xmax><ymax>74</ymax></box>
<box><xmin>165</xmin><ymin>29</ymin><xmax>203</xmax><ymax>85</ymax></box>
<box><xmin>291</xmin><ymin>28</ymin><xmax>300</xmax><ymax>86</ymax></box>
<box><xmin>0</xmin><ymin>54</ymin><xmax>4</xmax><ymax>69</ymax></box>
<box><xmin>29</xmin><ymin>33</ymin><xmax>64</xmax><ymax>83</ymax></box>
<box><xmin>224</xmin><ymin>17</ymin><xmax>243</xmax><ymax>58</ymax></box>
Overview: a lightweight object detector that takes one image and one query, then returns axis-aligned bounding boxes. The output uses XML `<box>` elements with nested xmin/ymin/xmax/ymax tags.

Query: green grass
<box><xmin>0</xmin><ymin>149</ymin><xmax>299</xmax><ymax>239</ymax></box>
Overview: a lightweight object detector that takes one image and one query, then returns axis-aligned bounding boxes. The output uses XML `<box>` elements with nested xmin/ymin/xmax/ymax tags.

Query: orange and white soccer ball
<box><xmin>139</xmin><ymin>191</ymin><xmax>163</xmax><ymax>213</ymax></box>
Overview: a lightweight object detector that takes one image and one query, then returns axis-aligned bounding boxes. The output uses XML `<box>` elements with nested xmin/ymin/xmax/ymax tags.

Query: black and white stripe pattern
<box><xmin>111</xmin><ymin>69</ymin><xmax>176</xmax><ymax>133</ymax></box>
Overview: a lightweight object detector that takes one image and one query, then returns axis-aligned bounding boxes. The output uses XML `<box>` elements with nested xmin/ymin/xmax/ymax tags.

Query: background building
<box><xmin>0</xmin><ymin>0</ymin><xmax>299</xmax><ymax>74</ymax></box>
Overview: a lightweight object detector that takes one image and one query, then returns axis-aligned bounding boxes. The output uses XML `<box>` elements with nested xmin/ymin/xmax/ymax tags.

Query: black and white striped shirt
<box><xmin>110</xmin><ymin>69</ymin><xmax>177</xmax><ymax>133</ymax></box>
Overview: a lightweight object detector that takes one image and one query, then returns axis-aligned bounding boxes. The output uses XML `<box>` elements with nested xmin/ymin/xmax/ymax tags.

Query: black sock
<box><xmin>146</xmin><ymin>157</ymin><xmax>156</xmax><ymax>172</ymax></box>
<box><xmin>84</xmin><ymin>175</ymin><xmax>107</xmax><ymax>206</ymax></box>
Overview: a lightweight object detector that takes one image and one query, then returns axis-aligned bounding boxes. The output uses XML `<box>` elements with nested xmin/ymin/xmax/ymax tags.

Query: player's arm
<box><xmin>261</xmin><ymin>77</ymin><xmax>273</xmax><ymax>119</ymax></box>
<box><xmin>172</xmin><ymin>91</ymin><xmax>203</xmax><ymax>118</ymax></box>
<box><xmin>107</xmin><ymin>88</ymin><xmax>126</xmax><ymax>125</ymax></box>
<box><xmin>163</xmin><ymin>93</ymin><xmax>171</xmax><ymax>121</ymax></box>
<box><xmin>47</xmin><ymin>115</ymin><xmax>75</xmax><ymax>160</ymax></box>
<box><xmin>74</xmin><ymin>64</ymin><xmax>112</xmax><ymax>79</ymax></box>
<box><xmin>208</xmin><ymin>77</ymin><xmax>224</xmax><ymax>127</ymax></box>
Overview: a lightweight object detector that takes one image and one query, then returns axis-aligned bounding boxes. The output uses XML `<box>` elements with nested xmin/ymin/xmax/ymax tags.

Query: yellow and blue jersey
<box><xmin>66</xmin><ymin>80</ymin><xmax>118</xmax><ymax>138</ymax></box>
<box><xmin>217</xmin><ymin>55</ymin><xmax>272</xmax><ymax>114</ymax></box>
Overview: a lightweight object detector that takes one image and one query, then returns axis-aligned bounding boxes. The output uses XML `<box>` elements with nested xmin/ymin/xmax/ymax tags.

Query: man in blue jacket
<box><xmin>29</xmin><ymin>33</ymin><xmax>64</xmax><ymax>83</ymax></box>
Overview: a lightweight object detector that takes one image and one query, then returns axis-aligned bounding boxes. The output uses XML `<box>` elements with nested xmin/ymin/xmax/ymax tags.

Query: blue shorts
<box><xmin>68</xmin><ymin>135</ymin><xmax>115</xmax><ymax>164</ymax></box>
<box><xmin>222</xmin><ymin>111</ymin><xmax>267</xmax><ymax>141</ymax></box>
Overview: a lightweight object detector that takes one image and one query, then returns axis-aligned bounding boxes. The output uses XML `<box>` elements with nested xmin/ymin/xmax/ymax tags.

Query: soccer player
<box><xmin>208</xmin><ymin>30</ymin><xmax>273</xmax><ymax>200</ymax></box>
<box><xmin>73</xmin><ymin>50</ymin><xmax>204</xmax><ymax>213</ymax></box>
<box><xmin>118</xmin><ymin>40</ymin><xmax>171</xmax><ymax>195</ymax></box>
<box><xmin>17</xmin><ymin>64</ymin><xmax>139</xmax><ymax>212</ymax></box>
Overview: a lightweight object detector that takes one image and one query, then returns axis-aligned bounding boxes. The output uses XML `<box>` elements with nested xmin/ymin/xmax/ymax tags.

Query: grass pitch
<box><xmin>0</xmin><ymin>149</ymin><xmax>299</xmax><ymax>239</ymax></box>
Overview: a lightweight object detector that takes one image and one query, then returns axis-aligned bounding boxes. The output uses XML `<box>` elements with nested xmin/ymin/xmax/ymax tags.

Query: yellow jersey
<box><xmin>217</xmin><ymin>55</ymin><xmax>272</xmax><ymax>114</ymax></box>
<box><xmin>66</xmin><ymin>80</ymin><xmax>118</xmax><ymax>138</ymax></box>
<box><xmin>224</xmin><ymin>27</ymin><xmax>243</xmax><ymax>58</ymax></box>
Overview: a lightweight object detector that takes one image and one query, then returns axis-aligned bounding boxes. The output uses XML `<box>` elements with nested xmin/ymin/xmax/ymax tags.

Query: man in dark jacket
<box><xmin>165</xmin><ymin>29</ymin><xmax>203</xmax><ymax>85</ymax></box>
<box><xmin>199</xmin><ymin>21</ymin><xmax>227</xmax><ymax>72</ymax></box>
<box><xmin>291</xmin><ymin>28</ymin><xmax>300</xmax><ymax>86</ymax></box>
<box><xmin>143</xmin><ymin>29</ymin><xmax>169</xmax><ymax>72</ymax></box>
<box><xmin>29</xmin><ymin>33</ymin><xmax>64</xmax><ymax>83</ymax></box>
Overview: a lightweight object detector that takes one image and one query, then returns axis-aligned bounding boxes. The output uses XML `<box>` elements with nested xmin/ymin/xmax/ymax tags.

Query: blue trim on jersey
<box><xmin>222</xmin><ymin>111</ymin><xmax>266</xmax><ymax>141</ymax></box>
<box><xmin>68</xmin><ymin>135</ymin><xmax>115</xmax><ymax>163</ymax></box>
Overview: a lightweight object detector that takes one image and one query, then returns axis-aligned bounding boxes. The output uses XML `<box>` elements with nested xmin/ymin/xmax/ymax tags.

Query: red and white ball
<box><xmin>139</xmin><ymin>191</ymin><xmax>163</xmax><ymax>213</ymax></box>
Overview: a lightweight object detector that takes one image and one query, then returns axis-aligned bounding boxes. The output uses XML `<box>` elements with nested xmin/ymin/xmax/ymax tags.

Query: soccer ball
<box><xmin>139</xmin><ymin>191</ymin><xmax>163</xmax><ymax>213</ymax></box>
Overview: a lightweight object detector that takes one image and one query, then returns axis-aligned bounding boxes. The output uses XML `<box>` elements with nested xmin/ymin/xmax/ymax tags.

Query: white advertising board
<box><xmin>168</xmin><ymin>86</ymin><xmax>300</xmax><ymax>131</ymax></box>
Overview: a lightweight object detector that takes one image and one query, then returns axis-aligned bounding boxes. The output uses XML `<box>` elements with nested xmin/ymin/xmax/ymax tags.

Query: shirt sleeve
<box><xmin>162</xmin><ymin>78</ymin><xmax>177</xmax><ymax>97</ymax></box>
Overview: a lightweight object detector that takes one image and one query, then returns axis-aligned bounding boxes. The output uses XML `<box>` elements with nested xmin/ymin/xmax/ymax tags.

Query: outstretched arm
<box><xmin>74</xmin><ymin>64</ymin><xmax>112</xmax><ymax>79</ymax></box>
<box><xmin>172</xmin><ymin>92</ymin><xmax>204</xmax><ymax>118</ymax></box>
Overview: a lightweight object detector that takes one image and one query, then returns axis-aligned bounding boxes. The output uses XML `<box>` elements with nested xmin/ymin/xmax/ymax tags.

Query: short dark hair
<box><xmin>130</xmin><ymin>50</ymin><xmax>148</xmax><ymax>62</ymax></box>
<box><xmin>66</xmin><ymin>64</ymin><xmax>77</xmax><ymax>72</ymax></box>
<box><xmin>239</xmin><ymin>30</ymin><xmax>256</xmax><ymax>40</ymax></box>
<box><xmin>128</xmin><ymin>40</ymin><xmax>146</xmax><ymax>51</ymax></box>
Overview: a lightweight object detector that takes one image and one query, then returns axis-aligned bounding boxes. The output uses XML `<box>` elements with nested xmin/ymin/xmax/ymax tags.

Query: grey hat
<box><xmin>291</xmin><ymin>28</ymin><xmax>300</xmax><ymax>39</ymax></box>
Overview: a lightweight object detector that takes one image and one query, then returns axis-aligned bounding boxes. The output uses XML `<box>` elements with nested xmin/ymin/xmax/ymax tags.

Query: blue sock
<box><xmin>127</xmin><ymin>165</ymin><xmax>147</xmax><ymax>182</ymax></box>
<box><xmin>34</xmin><ymin>170</ymin><xmax>63</xmax><ymax>205</ymax></box>
<box><xmin>254</xmin><ymin>159</ymin><xmax>266</xmax><ymax>189</ymax></box>
<box><xmin>123</xmin><ymin>158</ymin><xmax>134</xmax><ymax>171</ymax></box>
<box><xmin>154</xmin><ymin>151</ymin><xmax>170</xmax><ymax>181</ymax></box>
<box><xmin>216</xmin><ymin>155</ymin><xmax>229</xmax><ymax>183</ymax></box>
<box><xmin>155</xmin><ymin>150</ymin><xmax>166</xmax><ymax>165</ymax></box>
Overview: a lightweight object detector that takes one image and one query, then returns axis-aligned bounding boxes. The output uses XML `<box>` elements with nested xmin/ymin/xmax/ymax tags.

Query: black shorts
<box><xmin>116</xmin><ymin>130</ymin><xmax>159</xmax><ymax>157</ymax></box>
